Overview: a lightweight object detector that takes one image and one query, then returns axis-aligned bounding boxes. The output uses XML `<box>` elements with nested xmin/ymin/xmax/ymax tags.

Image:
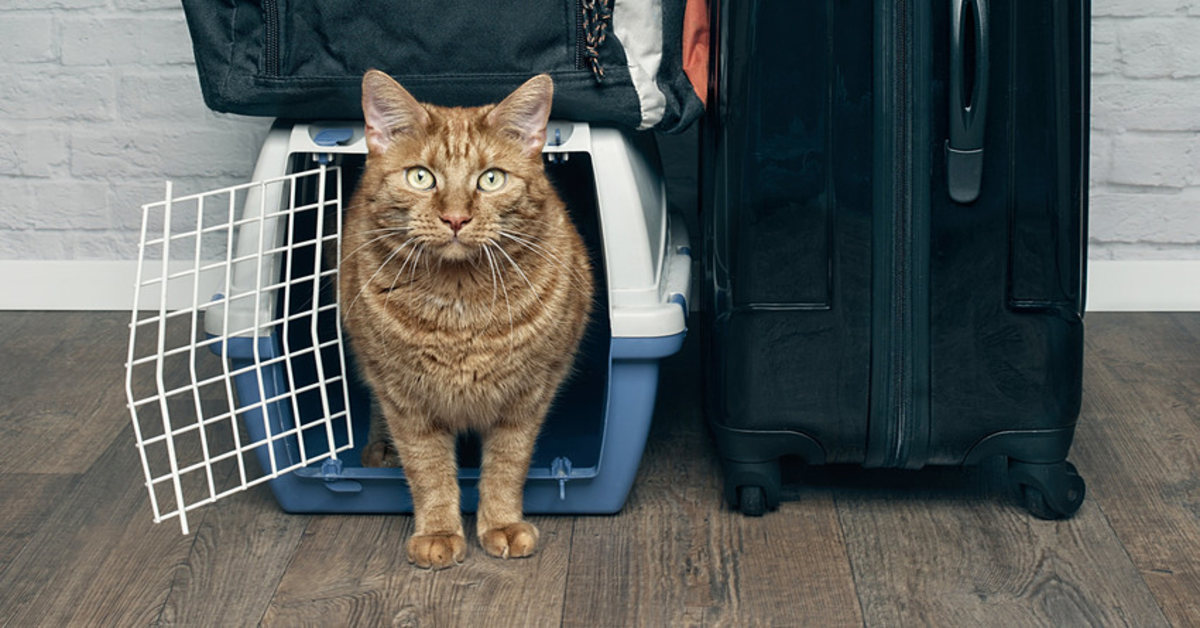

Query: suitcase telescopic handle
<box><xmin>947</xmin><ymin>0</ymin><xmax>989</xmax><ymax>204</ymax></box>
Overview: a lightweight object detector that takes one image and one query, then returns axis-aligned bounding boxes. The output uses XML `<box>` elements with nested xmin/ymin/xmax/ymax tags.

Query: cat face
<box><xmin>359</xmin><ymin>71</ymin><xmax>554</xmax><ymax>264</ymax></box>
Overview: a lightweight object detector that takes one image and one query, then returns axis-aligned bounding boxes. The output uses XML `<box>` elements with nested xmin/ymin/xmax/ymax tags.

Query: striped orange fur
<box><xmin>340</xmin><ymin>71</ymin><xmax>594</xmax><ymax>569</ymax></box>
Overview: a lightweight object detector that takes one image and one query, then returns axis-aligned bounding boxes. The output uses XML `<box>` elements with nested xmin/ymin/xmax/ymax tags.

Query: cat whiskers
<box><xmin>340</xmin><ymin>226</ymin><xmax>414</xmax><ymax>264</ymax></box>
<box><xmin>480</xmin><ymin>242</ymin><xmax>501</xmax><ymax>310</ymax></box>
<box><xmin>496</xmin><ymin>229</ymin><xmax>592</xmax><ymax>295</ymax></box>
<box><xmin>385</xmin><ymin>237</ymin><xmax>426</xmax><ymax>306</ymax></box>
<box><xmin>484</xmin><ymin>241</ymin><xmax>516</xmax><ymax>353</ymax></box>
<box><xmin>344</xmin><ymin>235</ymin><xmax>417</xmax><ymax>315</ymax></box>
<box><xmin>489</xmin><ymin>238</ymin><xmax>543</xmax><ymax>308</ymax></box>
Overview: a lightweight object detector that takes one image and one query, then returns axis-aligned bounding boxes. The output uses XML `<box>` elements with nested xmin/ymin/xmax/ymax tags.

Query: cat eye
<box><xmin>477</xmin><ymin>169</ymin><xmax>507</xmax><ymax>192</ymax></box>
<box><xmin>405</xmin><ymin>167</ymin><xmax>436</xmax><ymax>190</ymax></box>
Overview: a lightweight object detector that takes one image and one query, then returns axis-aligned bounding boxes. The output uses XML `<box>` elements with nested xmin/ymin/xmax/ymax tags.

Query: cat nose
<box><xmin>440</xmin><ymin>214</ymin><xmax>472</xmax><ymax>234</ymax></box>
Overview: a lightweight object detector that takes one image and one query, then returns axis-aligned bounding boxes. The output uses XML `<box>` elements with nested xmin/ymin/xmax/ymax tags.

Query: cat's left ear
<box><xmin>487</xmin><ymin>74</ymin><xmax>554</xmax><ymax>159</ymax></box>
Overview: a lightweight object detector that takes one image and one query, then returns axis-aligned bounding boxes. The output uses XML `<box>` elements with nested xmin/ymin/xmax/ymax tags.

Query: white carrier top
<box><xmin>204</xmin><ymin>121</ymin><xmax>690</xmax><ymax>342</ymax></box>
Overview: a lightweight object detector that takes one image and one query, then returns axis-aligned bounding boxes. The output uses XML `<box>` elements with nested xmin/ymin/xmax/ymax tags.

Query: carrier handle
<box><xmin>947</xmin><ymin>0</ymin><xmax>989</xmax><ymax>204</ymax></box>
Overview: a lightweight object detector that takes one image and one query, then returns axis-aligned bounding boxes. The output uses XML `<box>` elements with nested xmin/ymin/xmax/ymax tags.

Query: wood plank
<box><xmin>157</xmin><ymin>485</ymin><xmax>311</xmax><ymax>627</ymax></box>
<box><xmin>0</xmin><ymin>473</ymin><xmax>76</xmax><ymax>575</ymax></box>
<box><xmin>0</xmin><ymin>424</ymin><xmax>197</xmax><ymax>627</ymax></box>
<box><xmin>1069</xmin><ymin>312</ymin><xmax>1200</xmax><ymax>626</ymax></box>
<box><xmin>136</xmin><ymin>331</ymin><xmax>311</xmax><ymax>626</ymax></box>
<box><xmin>0</xmin><ymin>309</ymin><xmax>295</xmax><ymax>626</ymax></box>
<box><xmin>0</xmin><ymin>311</ymin><xmax>138</xmax><ymax>474</ymax></box>
<box><xmin>6</xmin><ymin>311</ymin><xmax>1200</xmax><ymax>625</ymax></box>
<box><xmin>0</xmin><ymin>425</ymin><xmax>300</xmax><ymax>626</ymax></box>
<box><xmin>827</xmin><ymin>454</ymin><xmax>1168</xmax><ymax>626</ymax></box>
<box><xmin>0</xmin><ymin>310</ymin><xmax>39</xmax><ymax>342</ymax></box>
<box><xmin>561</xmin><ymin>338</ymin><xmax>862</xmax><ymax>627</ymax></box>
<box><xmin>262</xmin><ymin>513</ymin><xmax>573</xmax><ymax>628</ymax></box>
<box><xmin>562</xmin><ymin>459</ymin><xmax>862</xmax><ymax>627</ymax></box>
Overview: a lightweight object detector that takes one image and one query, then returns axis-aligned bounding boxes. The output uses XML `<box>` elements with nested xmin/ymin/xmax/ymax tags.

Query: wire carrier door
<box><xmin>125</xmin><ymin>164</ymin><xmax>354</xmax><ymax>534</ymax></box>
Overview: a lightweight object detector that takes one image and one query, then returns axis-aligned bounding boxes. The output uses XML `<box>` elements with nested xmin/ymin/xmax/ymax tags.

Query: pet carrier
<box><xmin>126</xmin><ymin>121</ymin><xmax>691</xmax><ymax>533</ymax></box>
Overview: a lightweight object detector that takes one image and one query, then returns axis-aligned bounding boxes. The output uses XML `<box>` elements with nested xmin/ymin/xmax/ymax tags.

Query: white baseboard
<box><xmin>0</xmin><ymin>260</ymin><xmax>225</xmax><ymax>311</ymax></box>
<box><xmin>0</xmin><ymin>259</ymin><xmax>1197</xmax><ymax>312</ymax></box>
<box><xmin>1085</xmin><ymin>260</ymin><xmax>1200</xmax><ymax>312</ymax></box>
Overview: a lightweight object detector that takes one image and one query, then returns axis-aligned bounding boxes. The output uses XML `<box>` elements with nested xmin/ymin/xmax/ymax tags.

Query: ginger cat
<box><xmin>340</xmin><ymin>70</ymin><xmax>594</xmax><ymax>569</ymax></box>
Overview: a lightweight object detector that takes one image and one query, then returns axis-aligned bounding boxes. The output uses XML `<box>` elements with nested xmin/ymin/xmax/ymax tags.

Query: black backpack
<box><xmin>182</xmin><ymin>0</ymin><xmax>706</xmax><ymax>133</ymax></box>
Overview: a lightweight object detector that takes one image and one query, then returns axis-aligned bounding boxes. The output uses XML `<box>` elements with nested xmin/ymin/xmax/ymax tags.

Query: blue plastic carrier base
<box><xmin>217</xmin><ymin>332</ymin><xmax>685</xmax><ymax>515</ymax></box>
<box><xmin>200</xmin><ymin>121</ymin><xmax>691</xmax><ymax>516</ymax></box>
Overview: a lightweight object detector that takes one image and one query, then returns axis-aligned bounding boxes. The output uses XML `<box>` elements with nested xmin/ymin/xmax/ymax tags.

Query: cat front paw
<box><xmin>407</xmin><ymin>533</ymin><xmax>467</xmax><ymax>570</ymax></box>
<box><xmin>479</xmin><ymin>521</ymin><xmax>539</xmax><ymax>559</ymax></box>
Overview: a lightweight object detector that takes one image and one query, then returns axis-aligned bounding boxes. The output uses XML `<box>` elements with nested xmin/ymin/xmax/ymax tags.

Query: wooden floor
<box><xmin>1</xmin><ymin>311</ymin><xmax>1199</xmax><ymax>627</ymax></box>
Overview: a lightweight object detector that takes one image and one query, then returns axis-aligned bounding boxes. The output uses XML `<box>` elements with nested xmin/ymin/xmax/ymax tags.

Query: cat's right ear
<box><xmin>362</xmin><ymin>70</ymin><xmax>430</xmax><ymax>156</ymax></box>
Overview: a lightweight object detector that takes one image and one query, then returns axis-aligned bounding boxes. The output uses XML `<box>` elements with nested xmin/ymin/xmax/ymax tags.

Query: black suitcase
<box><xmin>701</xmin><ymin>0</ymin><xmax>1089</xmax><ymax>518</ymax></box>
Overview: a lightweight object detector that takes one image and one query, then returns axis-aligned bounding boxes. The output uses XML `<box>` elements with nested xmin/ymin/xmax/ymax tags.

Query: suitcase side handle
<box><xmin>947</xmin><ymin>0</ymin><xmax>990</xmax><ymax>204</ymax></box>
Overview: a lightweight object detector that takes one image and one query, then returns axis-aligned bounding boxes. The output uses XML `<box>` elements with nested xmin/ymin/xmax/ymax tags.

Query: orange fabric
<box><xmin>681</xmin><ymin>0</ymin><xmax>710</xmax><ymax>107</ymax></box>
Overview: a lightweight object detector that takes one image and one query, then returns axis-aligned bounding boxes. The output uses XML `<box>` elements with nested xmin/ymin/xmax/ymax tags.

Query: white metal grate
<box><xmin>125</xmin><ymin>165</ymin><xmax>355</xmax><ymax>534</ymax></box>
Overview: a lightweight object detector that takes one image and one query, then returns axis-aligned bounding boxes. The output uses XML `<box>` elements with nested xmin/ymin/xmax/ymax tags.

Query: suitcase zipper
<box><xmin>867</xmin><ymin>0</ymin><xmax>932</xmax><ymax>470</ymax></box>
<box><xmin>576</xmin><ymin>0</ymin><xmax>587</xmax><ymax>71</ymax></box>
<box><xmin>263</xmin><ymin>0</ymin><xmax>281</xmax><ymax>77</ymax></box>
<box><xmin>887</xmin><ymin>0</ymin><xmax>914</xmax><ymax>468</ymax></box>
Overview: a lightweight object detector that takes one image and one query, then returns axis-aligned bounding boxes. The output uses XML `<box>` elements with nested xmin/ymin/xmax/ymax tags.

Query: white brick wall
<box><xmin>0</xmin><ymin>1</ymin><xmax>270</xmax><ymax>261</ymax></box>
<box><xmin>0</xmin><ymin>2</ymin><xmax>1196</xmax><ymax>262</ymax></box>
<box><xmin>1090</xmin><ymin>0</ymin><xmax>1200</xmax><ymax>260</ymax></box>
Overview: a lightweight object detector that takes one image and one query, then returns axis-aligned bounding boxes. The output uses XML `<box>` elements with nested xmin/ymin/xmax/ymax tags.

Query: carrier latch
<box><xmin>320</xmin><ymin>457</ymin><xmax>362</xmax><ymax>493</ymax></box>
<box><xmin>551</xmin><ymin>456</ymin><xmax>573</xmax><ymax>500</ymax></box>
<box><xmin>313</xmin><ymin>127</ymin><xmax>355</xmax><ymax>165</ymax></box>
<box><xmin>545</xmin><ymin>127</ymin><xmax>569</xmax><ymax>164</ymax></box>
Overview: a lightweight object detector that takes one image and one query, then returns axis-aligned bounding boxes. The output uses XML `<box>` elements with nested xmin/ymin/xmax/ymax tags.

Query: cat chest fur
<box><xmin>350</xmin><ymin>274</ymin><xmax>586</xmax><ymax>423</ymax></box>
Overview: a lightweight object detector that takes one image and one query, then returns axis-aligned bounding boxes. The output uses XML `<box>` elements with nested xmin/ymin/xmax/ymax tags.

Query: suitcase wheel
<box><xmin>737</xmin><ymin>485</ymin><xmax>768</xmax><ymax>517</ymax></box>
<box><xmin>722</xmin><ymin>460</ymin><xmax>782</xmax><ymax>516</ymax></box>
<box><xmin>1008</xmin><ymin>460</ymin><xmax>1086</xmax><ymax>520</ymax></box>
